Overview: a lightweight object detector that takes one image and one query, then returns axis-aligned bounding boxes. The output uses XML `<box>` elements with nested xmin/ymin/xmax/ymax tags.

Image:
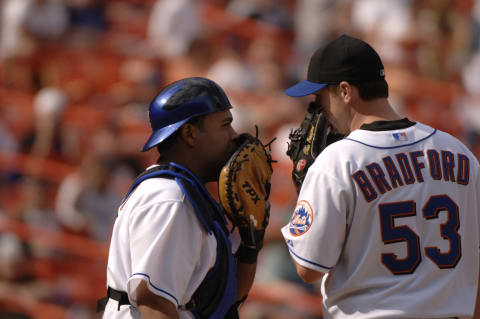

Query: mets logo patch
<box><xmin>289</xmin><ymin>200</ymin><xmax>313</xmax><ymax>236</ymax></box>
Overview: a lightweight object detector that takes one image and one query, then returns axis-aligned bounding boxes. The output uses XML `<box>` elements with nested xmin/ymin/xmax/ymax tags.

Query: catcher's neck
<box><xmin>156</xmin><ymin>153</ymin><xmax>209</xmax><ymax>184</ymax></box>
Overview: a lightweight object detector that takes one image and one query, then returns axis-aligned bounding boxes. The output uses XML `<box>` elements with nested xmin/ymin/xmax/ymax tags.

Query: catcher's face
<box><xmin>195</xmin><ymin>109</ymin><xmax>238</xmax><ymax>182</ymax></box>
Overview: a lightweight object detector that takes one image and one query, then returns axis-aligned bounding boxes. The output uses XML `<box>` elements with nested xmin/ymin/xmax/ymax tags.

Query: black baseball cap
<box><xmin>285</xmin><ymin>34</ymin><xmax>385</xmax><ymax>97</ymax></box>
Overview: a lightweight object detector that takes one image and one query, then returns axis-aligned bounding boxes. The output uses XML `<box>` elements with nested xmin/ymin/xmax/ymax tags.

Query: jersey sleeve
<box><xmin>126</xmin><ymin>200</ymin><xmax>211</xmax><ymax>308</ymax></box>
<box><xmin>281</xmin><ymin>160</ymin><xmax>352</xmax><ymax>274</ymax></box>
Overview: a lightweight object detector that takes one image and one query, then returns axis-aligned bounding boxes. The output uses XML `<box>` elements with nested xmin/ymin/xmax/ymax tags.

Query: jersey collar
<box><xmin>359</xmin><ymin>118</ymin><xmax>416</xmax><ymax>131</ymax></box>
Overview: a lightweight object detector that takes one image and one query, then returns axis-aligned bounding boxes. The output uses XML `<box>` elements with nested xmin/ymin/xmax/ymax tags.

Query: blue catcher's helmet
<box><xmin>142</xmin><ymin>77</ymin><xmax>232</xmax><ymax>152</ymax></box>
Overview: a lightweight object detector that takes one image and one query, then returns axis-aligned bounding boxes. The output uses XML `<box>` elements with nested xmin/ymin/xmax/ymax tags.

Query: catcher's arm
<box><xmin>137</xmin><ymin>281</ymin><xmax>178</xmax><ymax>319</ymax></box>
<box><xmin>287</xmin><ymin>102</ymin><xmax>344</xmax><ymax>193</ymax></box>
<box><xmin>235</xmin><ymin>261</ymin><xmax>257</xmax><ymax>300</ymax></box>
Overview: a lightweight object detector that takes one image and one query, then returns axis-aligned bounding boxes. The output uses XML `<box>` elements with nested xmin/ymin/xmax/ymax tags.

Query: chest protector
<box><xmin>124</xmin><ymin>162</ymin><xmax>238</xmax><ymax>319</ymax></box>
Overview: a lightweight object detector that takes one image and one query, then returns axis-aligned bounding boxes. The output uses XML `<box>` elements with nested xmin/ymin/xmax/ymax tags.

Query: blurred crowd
<box><xmin>1</xmin><ymin>0</ymin><xmax>480</xmax><ymax>318</ymax></box>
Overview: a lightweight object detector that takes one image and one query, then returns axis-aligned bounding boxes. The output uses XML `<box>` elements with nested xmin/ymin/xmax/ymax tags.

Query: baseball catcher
<box><xmin>286</xmin><ymin>102</ymin><xmax>344</xmax><ymax>193</ymax></box>
<box><xmin>219</xmin><ymin>128</ymin><xmax>275</xmax><ymax>263</ymax></box>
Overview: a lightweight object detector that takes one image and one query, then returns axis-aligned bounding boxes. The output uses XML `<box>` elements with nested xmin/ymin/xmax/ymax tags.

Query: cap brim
<box><xmin>285</xmin><ymin>81</ymin><xmax>328</xmax><ymax>97</ymax></box>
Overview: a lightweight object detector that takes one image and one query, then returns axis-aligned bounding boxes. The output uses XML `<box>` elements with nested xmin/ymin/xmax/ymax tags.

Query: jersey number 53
<box><xmin>379</xmin><ymin>194</ymin><xmax>461</xmax><ymax>275</ymax></box>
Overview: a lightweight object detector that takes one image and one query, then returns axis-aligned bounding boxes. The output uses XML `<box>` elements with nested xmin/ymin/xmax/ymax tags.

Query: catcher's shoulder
<box><xmin>124</xmin><ymin>177</ymin><xmax>186</xmax><ymax>208</ymax></box>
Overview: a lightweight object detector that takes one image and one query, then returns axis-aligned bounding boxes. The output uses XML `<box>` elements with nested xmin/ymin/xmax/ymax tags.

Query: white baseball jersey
<box><xmin>282</xmin><ymin>120</ymin><xmax>480</xmax><ymax>319</ymax></box>
<box><xmin>103</xmin><ymin>166</ymin><xmax>239</xmax><ymax>318</ymax></box>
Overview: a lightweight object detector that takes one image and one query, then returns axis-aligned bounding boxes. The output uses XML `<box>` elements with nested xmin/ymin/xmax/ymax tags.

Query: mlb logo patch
<box><xmin>392</xmin><ymin>132</ymin><xmax>408</xmax><ymax>141</ymax></box>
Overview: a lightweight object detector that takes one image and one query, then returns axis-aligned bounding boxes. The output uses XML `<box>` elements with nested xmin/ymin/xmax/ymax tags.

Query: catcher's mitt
<box><xmin>219</xmin><ymin>130</ymin><xmax>275</xmax><ymax>253</ymax></box>
<box><xmin>287</xmin><ymin>102</ymin><xmax>344</xmax><ymax>193</ymax></box>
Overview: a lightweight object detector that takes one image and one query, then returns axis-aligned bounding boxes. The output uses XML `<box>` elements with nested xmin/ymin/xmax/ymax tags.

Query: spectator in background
<box><xmin>54</xmin><ymin>120</ymin><xmax>136</xmax><ymax>243</ymax></box>
<box><xmin>14</xmin><ymin>177</ymin><xmax>60</xmax><ymax>260</ymax></box>
<box><xmin>0</xmin><ymin>0</ymin><xmax>70</xmax><ymax>62</ymax></box>
<box><xmin>459</xmin><ymin>49</ymin><xmax>480</xmax><ymax>157</ymax></box>
<box><xmin>0</xmin><ymin>114</ymin><xmax>19</xmax><ymax>158</ymax></box>
<box><xmin>23</xmin><ymin>0</ymin><xmax>69</xmax><ymax>40</ymax></box>
<box><xmin>207</xmin><ymin>38</ymin><xmax>257</xmax><ymax>92</ymax></box>
<box><xmin>117</xmin><ymin>58</ymin><xmax>163</xmax><ymax>106</ymax></box>
<box><xmin>55</xmin><ymin>145</ymin><xmax>126</xmax><ymax>243</ymax></box>
<box><xmin>473</xmin><ymin>0</ymin><xmax>480</xmax><ymax>51</ymax></box>
<box><xmin>0</xmin><ymin>116</ymin><xmax>19</xmax><ymax>195</ymax></box>
<box><xmin>21</xmin><ymin>87</ymin><xmax>69</xmax><ymax>159</ymax></box>
<box><xmin>0</xmin><ymin>0</ymin><xmax>34</xmax><ymax>61</ymax></box>
<box><xmin>0</xmin><ymin>178</ymin><xmax>51</xmax><ymax>284</ymax></box>
<box><xmin>67</xmin><ymin>0</ymin><xmax>108</xmax><ymax>31</ymax></box>
<box><xmin>0</xmin><ymin>226</ymin><xmax>31</xmax><ymax>283</ymax></box>
<box><xmin>410</xmin><ymin>0</ymin><xmax>469</xmax><ymax>80</ymax></box>
<box><xmin>147</xmin><ymin>0</ymin><xmax>201</xmax><ymax>59</ymax></box>
<box><xmin>351</xmin><ymin>0</ymin><xmax>414</xmax><ymax>65</ymax></box>
<box><xmin>293</xmin><ymin>0</ymin><xmax>337</xmax><ymax>51</ymax></box>
<box><xmin>349</xmin><ymin>0</ymin><xmax>413</xmax><ymax>117</ymax></box>
<box><xmin>16</xmin><ymin>177</ymin><xmax>58</xmax><ymax>232</ymax></box>
<box><xmin>54</xmin><ymin>154</ymin><xmax>124</xmax><ymax>243</ymax></box>
<box><xmin>162</xmin><ymin>35</ymin><xmax>214</xmax><ymax>83</ymax></box>
<box><xmin>290</xmin><ymin>0</ymin><xmax>343</xmax><ymax>82</ymax></box>
<box><xmin>226</xmin><ymin>0</ymin><xmax>292</xmax><ymax>30</ymax></box>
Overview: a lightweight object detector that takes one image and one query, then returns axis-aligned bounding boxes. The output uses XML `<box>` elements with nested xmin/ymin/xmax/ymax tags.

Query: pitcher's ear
<box><xmin>338</xmin><ymin>81</ymin><xmax>353</xmax><ymax>103</ymax></box>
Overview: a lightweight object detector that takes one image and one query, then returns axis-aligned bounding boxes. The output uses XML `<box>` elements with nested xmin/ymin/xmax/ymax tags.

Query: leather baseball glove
<box><xmin>219</xmin><ymin>130</ymin><xmax>275</xmax><ymax>255</ymax></box>
<box><xmin>287</xmin><ymin>102</ymin><xmax>344</xmax><ymax>193</ymax></box>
